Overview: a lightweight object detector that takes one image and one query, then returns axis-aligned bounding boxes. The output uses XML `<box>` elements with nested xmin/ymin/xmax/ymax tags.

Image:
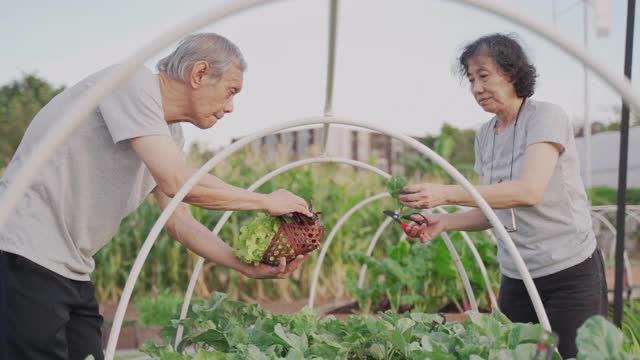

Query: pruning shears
<box><xmin>383</xmin><ymin>210</ymin><xmax>428</xmax><ymax>239</ymax></box>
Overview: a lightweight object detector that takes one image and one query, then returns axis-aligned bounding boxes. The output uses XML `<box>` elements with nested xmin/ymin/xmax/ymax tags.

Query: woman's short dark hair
<box><xmin>458</xmin><ymin>33</ymin><xmax>537</xmax><ymax>98</ymax></box>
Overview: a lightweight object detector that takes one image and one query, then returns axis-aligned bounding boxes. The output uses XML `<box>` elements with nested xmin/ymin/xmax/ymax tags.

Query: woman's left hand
<box><xmin>399</xmin><ymin>183</ymin><xmax>450</xmax><ymax>209</ymax></box>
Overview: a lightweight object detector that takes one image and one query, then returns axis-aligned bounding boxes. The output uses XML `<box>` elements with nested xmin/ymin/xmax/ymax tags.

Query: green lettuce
<box><xmin>232</xmin><ymin>213</ymin><xmax>280</xmax><ymax>265</ymax></box>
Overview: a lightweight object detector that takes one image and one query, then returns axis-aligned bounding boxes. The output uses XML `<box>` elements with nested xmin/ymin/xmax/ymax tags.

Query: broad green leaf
<box><xmin>389</xmin><ymin>240</ymin><xmax>411</xmax><ymax>264</ymax></box>
<box><xmin>410</xmin><ymin>313</ymin><xmax>445</xmax><ymax>326</ymax></box>
<box><xmin>575</xmin><ymin>315</ymin><xmax>630</xmax><ymax>359</ymax></box>
<box><xmin>421</xmin><ymin>335</ymin><xmax>434</xmax><ymax>352</ymax></box>
<box><xmin>489</xmin><ymin>343</ymin><xmax>536</xmax><ymax>360</ymax></box>
<box><xmin>468</xmin><ymin>311</ymin><xmax>503</xmax><ymax>339</ymax></box>
<box><xmin>274</xmin><ymin>323</ymin><xmax>308</xmax><ymax>352</ymax></box>
<box><xmin>491</xmin><ymin>307</ymin><xmax>512</xmax><ymax>326</ymax></box>
<box><xmin>506</xmin><ymin>323</ymin><xmax>544</xmax><ymax>348</ymax></box>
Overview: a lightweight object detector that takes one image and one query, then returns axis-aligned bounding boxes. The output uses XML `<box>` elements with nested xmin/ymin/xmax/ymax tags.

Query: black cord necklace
<box><xmin>489</xmin><ymin>98</ymin><xmax>527</xmax><ymax>185</ymax></box>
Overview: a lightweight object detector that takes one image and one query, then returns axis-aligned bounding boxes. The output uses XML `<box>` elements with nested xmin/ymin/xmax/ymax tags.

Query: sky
<box><xmin>1</xmin><ymin>0</ymin><xmax>639</xmax><ymax>149</ymax></box>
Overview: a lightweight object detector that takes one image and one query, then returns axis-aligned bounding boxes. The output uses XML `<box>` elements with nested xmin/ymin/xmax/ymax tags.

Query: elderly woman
<box><xmin>400</xmin><ymin>33</ymin><xmax>607</xmax><ymax>358</ymax></box>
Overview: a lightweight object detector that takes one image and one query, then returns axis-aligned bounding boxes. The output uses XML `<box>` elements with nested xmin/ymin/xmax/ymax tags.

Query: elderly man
<box><xmin>0</xmin><ymin>33</ymin><xmax>310</xmax><ymax>360</ymax></box>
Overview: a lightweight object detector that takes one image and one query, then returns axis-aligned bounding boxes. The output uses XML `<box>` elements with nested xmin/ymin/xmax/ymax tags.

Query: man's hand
<box><xmin>263</xmin><ymin>189</ymin><xmax>313</xmax><ymax>217</ymax></box>
<box><xmin>405</xmin><ymin>214</ymin><xmax>448</xmax><ymax>244</ymax></box>
<box><xmin>398</xmin><ymin>183</ymin><xmax>450</xmax><ymax>209</ymax></box>
<box><xmin>243</xmin><ymin>255</ymin><xmax>307</xmax><ymax>279</ymax></box>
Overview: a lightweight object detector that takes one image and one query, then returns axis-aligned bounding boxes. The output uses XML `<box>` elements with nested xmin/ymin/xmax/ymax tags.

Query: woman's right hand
<box><xmin>405</xmin><ymin>214</ymin><xmax>448</xmax><ymax>244</ymax></box>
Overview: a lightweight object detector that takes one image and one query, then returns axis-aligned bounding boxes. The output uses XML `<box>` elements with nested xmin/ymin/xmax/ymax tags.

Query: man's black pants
<box><xmin>498</xmin><ymin>249</ymin><xmax>608</xmax><ymax>359</ymax></box>
<box><xmin>0</xmin><ymin>251</ymin><xmax>104</xmax><ymax>360</ymax></box>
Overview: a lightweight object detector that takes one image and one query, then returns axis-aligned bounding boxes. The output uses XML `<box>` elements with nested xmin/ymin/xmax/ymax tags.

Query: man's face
<box><xmin>190</xmin><ymin>64</ymin><xmax>243</xmax><ymax>129</ymax></box>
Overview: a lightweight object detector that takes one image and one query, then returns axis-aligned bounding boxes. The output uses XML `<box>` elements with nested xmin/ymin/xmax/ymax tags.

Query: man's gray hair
<box><xmin>156</xmin><ymin>33</ymin><xmax>247</xmax><ymax>82</ymax></box>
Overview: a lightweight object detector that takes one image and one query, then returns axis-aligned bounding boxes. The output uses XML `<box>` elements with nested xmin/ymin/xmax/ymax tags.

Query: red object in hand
<box><xmin>383</xmin><ymin>210</ymin><xmax>420</xmax><ymax>239</ymax></box>
<box><xmin>399</xmin><ymin>222</ymin><xmax>420</xmax><ymax>239</ymax></box>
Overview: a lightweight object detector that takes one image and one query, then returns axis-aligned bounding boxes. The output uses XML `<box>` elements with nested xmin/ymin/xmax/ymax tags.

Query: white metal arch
<box><xmin>307</xmin><ymin>193</ymin><xmax>479</xmax><ymax>313</ymax></box>
<box><xmin>592</xmin><ymin>206</ymin><xmax>640</xmax><ymax>229</ymax></box>
<box><xmin>590</xmin><ymin>212</ymin><xmax>634</xmax><ymax>291</ymax></box>
<box><xmin>357</xmin><ymin>216</ymin><xmax>395</xmax><ymax>288</ymax></box>
<box><xmin>174</xmin><ymin>157</ymin><xmax>390</xmax><ymax>346</ymax></box>
<box><xmin>592</xmin><ymin>205</ymin><xmax>640</xmax><ymax>212</ymax></box>
<box><xmin>431</xmin><ymin>206</ymin><xmax>499</xmax><ymax>306</ymax></box>
<box><xmin>437</xmin><ymin>231</ymin><xmax>479</xmax><ymax>312</ymax></box>
<box><xmin>355</xmin><ymin>207</ymin><xmax>496</xmax><ymax>311</ymax></box>
<box><xmin>17</xmin><ymin>112</ymin><xmax>553</xmax><ymax>357</ymax></box>
<box><xmin>308</xmin><ymin>192</ymin><xmax>390</xmax><ymax>309</ymax></box>
<box><xmin>9</xmin><ymin>1</ymin><xmax>640</xmax><ymax>356</ymax></box>
<box><xmin>130</xmin><ymin>113</ymin><xmax>550</xmax><ymax>327</ymax></box>
<box><xmin>3</xmin><ymin>0</ymin><xmax>640</xmax><ymax>236</ymax></box>
<box><xmin>358</xmin><ymin>214</ymin><xmax>478</xmax><ymax>312</ymax></box>
<box><xmin>592</xmin><ymin>207</ymin><xmax>640</xmax><ymax>258</ymax></box>
<box><xmin>395</xmin><ymin>208</ymin><xmax>497</xmax><ymax>309</ymax></box>
<box><xmin>432</xmin><ymin>207</ymin><xmax>497</xmax><ymax>307</ymax></box>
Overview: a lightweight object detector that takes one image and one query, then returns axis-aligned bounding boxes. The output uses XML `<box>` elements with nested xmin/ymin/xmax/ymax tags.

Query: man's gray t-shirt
<box><xmin>474</xmin><ymin>99</ymin><xmax>596</xmax><ymax>279</ymax></box>
<box><xmin>0</xmin><ymin>66</ymin><xmax>184</xmax><ymax>281</ymax></box>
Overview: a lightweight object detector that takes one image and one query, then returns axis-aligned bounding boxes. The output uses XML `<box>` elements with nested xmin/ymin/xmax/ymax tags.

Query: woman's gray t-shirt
<box><xmin>0</xmin><ymin>66</ymin><xmax>184</xmax><ymax>280</ymax></box>
<box><xmin>474</xmin><ymin>99</ymin><xmax>596</xmax><ymax>279</ymax></box>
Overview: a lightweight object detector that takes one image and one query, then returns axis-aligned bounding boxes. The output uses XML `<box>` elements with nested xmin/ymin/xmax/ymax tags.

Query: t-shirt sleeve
<box><xmin>525</xmin><ymin>103</ymin><xmax>570</xmax><ymax>154</ymax></box>
<box><xmin>98</xmin><ymin>68</ymin><xmax>170</xmax><ymax>144</ymax></box>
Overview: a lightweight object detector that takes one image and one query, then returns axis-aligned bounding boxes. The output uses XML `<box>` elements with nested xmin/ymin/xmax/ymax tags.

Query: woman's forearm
<box><xmin>445</xmin><ymin>180</ymin><xmax>537</xmax><ymax>209</ymax></box>
<box><xmin>442</xmin><ymin>209</ymin><xmax>491</xmax><ymax>232</ymax></box>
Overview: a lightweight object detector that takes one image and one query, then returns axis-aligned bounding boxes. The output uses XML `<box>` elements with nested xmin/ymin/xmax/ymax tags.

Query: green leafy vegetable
<box><xmin>387</xmin><ymin>175</ymin><xmax>407</xmax><ymax>214</ymax></box>
<box><xmin>231</xmin><ymin>213</ymin><xmax>280</xmax><ymax>265</ymax></box>
<box><xmin>143</xmin><ymin>292</ymin><xmax>611</xmax><ymax>359</ymax></box>
<box><xmin>386</xmin><ymin>176</ymin><xmax>407</xmax><ymax>200</ymax></box>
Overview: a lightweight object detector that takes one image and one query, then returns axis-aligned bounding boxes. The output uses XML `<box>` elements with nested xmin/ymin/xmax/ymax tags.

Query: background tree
<box><xmin>403</xmin><ymin>123</ymin><xmax>477</xmax><ymax>181</ymax></box>
<box><xmin>0</xmin><ymin>74</ymin><xmax>64</xmax><ymax>169</ymax></box>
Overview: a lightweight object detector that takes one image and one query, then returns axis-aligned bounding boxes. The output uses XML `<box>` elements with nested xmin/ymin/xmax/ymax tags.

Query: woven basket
<box><xmin>261</xmin><ymin>217</ymin><xmax>324</xmax><ymax>266</ymax></box>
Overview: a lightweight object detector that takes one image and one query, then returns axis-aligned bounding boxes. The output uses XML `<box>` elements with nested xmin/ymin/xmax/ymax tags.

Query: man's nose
<box><xmin>224</xmin><ymin>99</ymin><xmax>234</xmax><ymax>113</ymax></box>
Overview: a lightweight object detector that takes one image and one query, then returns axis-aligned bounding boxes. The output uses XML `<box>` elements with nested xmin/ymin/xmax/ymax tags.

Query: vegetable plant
<box><xmin>232</xmin><ymin>213</ymin><xmax>281</xmax><ymax>265</ymax></box>
<box><xmin>344</xmin><ymin>235</ymin><xmax>499</xmax><ymax>314</ymax></box>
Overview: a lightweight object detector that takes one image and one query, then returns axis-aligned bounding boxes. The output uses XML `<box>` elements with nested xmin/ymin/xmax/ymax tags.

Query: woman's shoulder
<box><xmin>476</xmin><ymin>117</ymin><xmax>495</xmax><ymax>138</ymax></box>
<box><xmin>528</xmin><ymin>99</ymin><xmax>569</xmax><ymax>120</ymax></box>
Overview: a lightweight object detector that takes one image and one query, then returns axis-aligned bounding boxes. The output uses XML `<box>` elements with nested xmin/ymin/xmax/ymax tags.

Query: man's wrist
<box><xmin>236</xmin><ymin>262</ymin><xmax>255</xmax><ymax>277</ymax></box>
<box><xmin>255</xmin><ymin>193</ymin><xmax>270</xmax><ymax>213</ymax></box>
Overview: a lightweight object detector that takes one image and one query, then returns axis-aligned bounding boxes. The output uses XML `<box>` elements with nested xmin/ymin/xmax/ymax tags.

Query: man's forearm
<box><xmin>178</xmin><ymin>168</ymin><xmax>268</xmax><ymax>211</ymax></box>
<box><xmin>169</xmin><ymin>212</ymin><xmax>254</xmax><ymax>276</ymax></box>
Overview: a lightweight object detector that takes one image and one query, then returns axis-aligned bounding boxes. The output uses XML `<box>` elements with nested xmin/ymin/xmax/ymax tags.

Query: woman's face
<box><xmin>466</xmin><ymin>54</ymin><xmax>518</xmax><ymax>114</ymax></box>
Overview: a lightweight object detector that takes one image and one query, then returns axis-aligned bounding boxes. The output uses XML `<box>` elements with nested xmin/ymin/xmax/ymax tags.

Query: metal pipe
<box><xmin>308</xmin><ymin>192</ymin><xmax>390</xmax><ymax>308</ymax></box>
<box><xmin>590</xmin><ymin>211</ymin><xmax>634</xmax><ymax>295</ymax></box>
<box><xmin>323</xmin><ymin>0</ymin><xmax>339</xmax><ymax>116</ymax></box>
<box><xmin>614</xmin><ymin>0</ymin><xmax>636</xmax><ymax>328</ymax></box>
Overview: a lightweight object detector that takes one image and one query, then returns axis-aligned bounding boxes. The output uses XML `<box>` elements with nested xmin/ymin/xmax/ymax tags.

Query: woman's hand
<box><xmin>398</xmin><ymin>183</ymin><xmax>450</xmax><ymax>209</ymax></box>
<box><xmin>405</xmin><ymin>214</ymin><xmax>448</xmax><ymax>244</ymax></box>
<box><xmin>242</xmin><ymin>255</ymin><xmax>307</xmax><ymax>279</ymax></box>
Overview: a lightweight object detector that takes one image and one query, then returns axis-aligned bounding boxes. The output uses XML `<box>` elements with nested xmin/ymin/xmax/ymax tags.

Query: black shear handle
<box><xmin>402</xmin><ymin>213</ymin><xmax>429</xmax><ymax>226</ymax></box>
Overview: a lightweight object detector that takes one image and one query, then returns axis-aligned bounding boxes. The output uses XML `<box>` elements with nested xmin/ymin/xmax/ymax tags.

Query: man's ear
<box><xmin>189</xmin><ymin>61</ymin><xmax>210</xmax><ymax>88</ymax></box>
